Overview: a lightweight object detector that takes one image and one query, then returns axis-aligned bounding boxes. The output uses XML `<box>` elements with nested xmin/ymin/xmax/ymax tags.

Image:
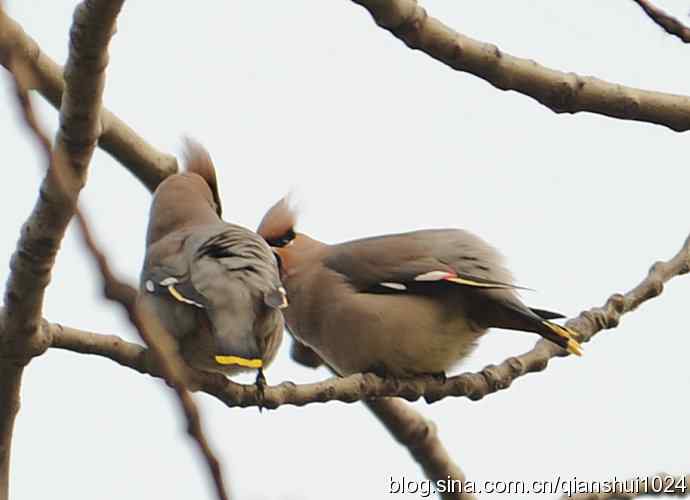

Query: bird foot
<box><xmin>255</xmin><ymin>368</ymin><xmax>267</xmax><ymax>412</ymax></box>
<box><xmin>431</xmin><ymin>371</ymin><xmax>447</xmax><ymax>384</ymax></box>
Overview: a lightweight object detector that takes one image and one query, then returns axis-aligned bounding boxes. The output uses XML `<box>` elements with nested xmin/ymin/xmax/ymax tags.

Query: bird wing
<box><xmin>186</xmin><ymin>223</ymin><xmax>285</xmax><ymax>307</ymax></box>
<box><xmin>142</xmin><ymin>223</ymin><xmax>284</xmax><ymax>310</ymax></box>
<box><xmin>323</xmin><ymin>228</ymin><xmax>521</xmax><ymax>293</ymax></box>
<box><xmin>141</xmin><ymin>229</ymin><xmax>208</xmax><ymax>308</ymax></box>
<box><xmin>323</xmin><ymin>228</ymin><xmax>582</xmax><ymax>356</ymax></box>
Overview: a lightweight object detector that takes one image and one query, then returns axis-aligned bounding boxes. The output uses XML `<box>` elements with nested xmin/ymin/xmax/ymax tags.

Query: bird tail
<box><xmin>529</xmin><ymin>307</ymin><xmax>565</xmax><ymax>320</ymax></box>
<box><xmin>538</xmin><ymin>320</ymin><xmax>583</xmax><ymax>356</ymax></box>
<box><xmin>484</xmin><ymin>299</ymin><xmax>583</xmax><ymax>356</ymax></box>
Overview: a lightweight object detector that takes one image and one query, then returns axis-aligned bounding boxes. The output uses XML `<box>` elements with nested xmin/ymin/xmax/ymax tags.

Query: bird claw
<box><xmin>431</xmin><ymin>371</ymin><xmax>447</xmax><ymax>384</ymax></box>
<box><xmin>255</xmin><ymin>368</ymin><xmax>267</xmax><ymax>412</ymax></box>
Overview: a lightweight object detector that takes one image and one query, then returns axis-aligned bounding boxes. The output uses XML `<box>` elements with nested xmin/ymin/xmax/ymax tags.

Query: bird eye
<box><xmin>266</xmin><ymin>228</ymin><xmax>296</xmax><ymax>248</ymax></box>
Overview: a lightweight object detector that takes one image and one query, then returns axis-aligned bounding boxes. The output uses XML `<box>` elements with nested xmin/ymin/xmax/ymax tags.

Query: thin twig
<box><xmin>73</xmin><ymin>212</ymin><xmax>231</xmax><ymax>500</ymax></box>
<box><xmin>632</xmin><ymin>0</ymin><xmax>690</xmax><ymax>43</ymax></box>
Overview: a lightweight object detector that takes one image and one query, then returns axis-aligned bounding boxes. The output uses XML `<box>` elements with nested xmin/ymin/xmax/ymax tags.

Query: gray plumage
<box><xmin>138</xmin><ymin>141</ymin><xmax>284</xmax><ymax>376</ymax></box>
<box><xmin>258</xmin><ymin>198</ymin><xmax>581</xmax><ymax>378</ymax></box>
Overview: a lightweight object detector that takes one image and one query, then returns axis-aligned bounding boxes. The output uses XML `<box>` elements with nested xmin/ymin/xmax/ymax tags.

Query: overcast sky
<box><xmin>1</xmin><ymin>1</ymin><xmax>689</xmax><ymax>499</ymax></box>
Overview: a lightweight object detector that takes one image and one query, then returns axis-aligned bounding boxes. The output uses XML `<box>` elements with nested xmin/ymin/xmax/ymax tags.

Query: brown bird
<box><xmin>257</xmin><ymin>197</ymin><xmax>581</xmax><ymax>378</ymax></box>
<box><xmin>138</xmin><ymin>141</ymin><xmax>286</xmax><ymax>384</ymax></box>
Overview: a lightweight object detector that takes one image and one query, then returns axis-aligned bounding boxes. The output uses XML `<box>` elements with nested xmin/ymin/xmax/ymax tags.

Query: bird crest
<box><xmin>182</xmin><ymin>137</ymin><xmax>223</xmax><ymax>217</ymax></box>
<box><xmin>257</xmin><ymin>195</ymin><xmax>298</xmax><ymax>247</ymax></box>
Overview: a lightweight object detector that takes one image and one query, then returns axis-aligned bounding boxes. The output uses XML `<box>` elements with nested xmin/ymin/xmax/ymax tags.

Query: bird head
<box><xmin>257</xmin><ymin>196</ymin><xmax>322</xmax><ymax>277</ymax></box>
<box><xmin>185</xmin><ymin>229</ymin><xmax>287</xmax><ymax>371</ymax></box>
<box><xmin>201</xmin><ymin>270</ymin><xmax>286</xmax><ymax>371</ymax></box>
<box><xmin>145</xmin><ymin>139</ymin><xmax>223</xmax><ymax>246</ymax></box>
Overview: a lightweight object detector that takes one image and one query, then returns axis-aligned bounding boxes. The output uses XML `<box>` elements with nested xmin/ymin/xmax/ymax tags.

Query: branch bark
<box><xmin>632</xmin><ymin>0</ymin><xmax>690</xmax><ymax>43</ymax></box>
<box><xmin>289</xmin><ymin>342</ymin><xmax>472</xmax><ymax>500</ymax></box>
<box><xmin>0</xmin><ymin>7</ymin><xmax>177</xmax><ymax>192</ymax></box>
<box><xmin>366</xmin><ymin>398</ymin><xmax>476</xmax><ymax>500</ymax></box>
<box><xmin>74</xmin><ymin>209</ymin><xmax>231</xmax><ymax>500</ymax></box>
<box><xmin>50</xmin><ymin>233</ymin><xmax>690</xmax><ymax>409</ymax></box>
<box><xmin>350</xmin><ymin>0</ymin><xmax>690</xmax><ymax>131</ymax></box>
<box><xmin>6</xmin><ymin>37</ymin><xmax>232</xmax><ymax>500</ymax></box>
<box><xmin>0</xmin><ymin>1</ymin><xmax>124</xmax><ymax>498</ymax></box>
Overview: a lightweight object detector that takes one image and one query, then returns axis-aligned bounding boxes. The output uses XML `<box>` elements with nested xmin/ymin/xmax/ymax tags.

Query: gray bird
<box><xmin>257</xmin><ymin>197</ymin><xmax>581</xmax><ymax>378</ymax></box>
<box><xmin>138</xmin><ymin>141</ymin><xmax>286</xmax><ymax>382</ymax></box>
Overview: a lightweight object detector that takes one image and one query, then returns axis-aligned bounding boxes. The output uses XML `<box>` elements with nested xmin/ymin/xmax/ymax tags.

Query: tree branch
<box><xmin>0</xmin><ymin>7</ymin><xmax>177</xmax><ymax>192</ymax></box>
<box><xmin>350</xmin><ymin>0</ymin><xmax>690</xmax><ymax>131</ymax></box>
<box><xmin>0</xmin><ymin>364</ymin><xmax>21</xmax><ymax>500</ymax></box>
<box><xmin>632</xmin><ymin>0</ymin><xmax>690</xmax><ymax>43</ymax></box>
<box><xmin>0</xmin><ymin>2</ymin><xmax>124</xmax><ymax>498</ymax></box>
<box><xmin>47</xmin><ymin>231</ymin><xmax>688</xmax><ymax>500</ymax></box>
<box><xmin>366</xmin><ymin>398</ymin><xmax>476</xmax><ymax>500</ymax></box>
<box><xmin>73</xmin><ymin>211</ymin><xmax>231</xmax><ymax>500</ymax></box>
<box><xmin>290</xmin><ymin>342</ymin><xmax>472</xmax><ymax>500</ymax></box>
<box><xmin>49</xmin><ymin>233</ymin><xmax>690</xmax><ymax>409</ymax></box>
<box><xmin>5</xmin><ymin>38</ymin><xmax>232</xmax><ymax>500</ymax></box>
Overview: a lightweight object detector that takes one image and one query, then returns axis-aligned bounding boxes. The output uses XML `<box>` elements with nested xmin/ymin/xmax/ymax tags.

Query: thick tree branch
<box><xmin>350</xmin><ymin>0</ymin><xmax>690</xmax><ymax>131</ymax></box>
<box><xmin>0</xmin><ymin>2</ymin><xmax>124</xmax><ymax>498</ymax></box>
<box><xmin>49</xmin><ymin>233</ymin><xmax>690</xmax><ymax>409</ymax></box>
<box><xmin>563</xmin><ymin>473</ymin><xmax>689</xmax><ymax>499</ymax></box>
<box><xmin>0</xmin><ymin>8</ymin><xmax>177</xmax><ymax>191</ymax></box>
<box><xmin>0</xmin><ymin>365</ymin><xmax>21</xmax><ymax>500</ymax></box>
<box><xmin>633</xmin><ymin>0</ymin><xmax>690</xmax><ymax>43</ymax></box>
<box><xmin>2</xmin><ymin>0</ymin><xmax>123</xmax><ymax>347</ymax></box>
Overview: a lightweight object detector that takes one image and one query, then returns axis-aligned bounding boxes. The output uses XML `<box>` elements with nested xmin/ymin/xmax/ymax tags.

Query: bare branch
<box><xmin>0</xmin><ymin>8</ymin><xmax>177</xmax><ymax>191</ymax></box>
<box><xmin>4</xmin><ymin>4</ymin><xmax>230</xmax><ymax>499</ymax></box>
<box><xmin>0</xmin><ymin>364</ymin><xmax>22</xmax><ymax>500</ymax></box>
<box><xmin>350</xmin><ymin>0</ymin><xmax>690</xmax><ymax>131</ymax></box>
<box><xmin>52</xmin><ymin>326</ymin><xmax>472</xmax><ymax>500</ymax></box>
<box><xmin>51</xmin><ymin>323</ymin><xmax>150</xmax><ymax>372</ymax></box>
<box><xmin>0</xmin><ymin>2</ymin><xmax>124</xmax><ymax>497</ymax></box>
<box><xmin>563</xmin><ymin>473</ymin><xmax>690</xmax><ymax>500</ymax></box>
<box><xmin>2</xmin><ymin>0</ymin><xmax>123</xmax><ymax>347</ymax></box>
<box><xmin>633</xmin><ymin>0</ymin><xmax>690</xmax><ymax>43</ymax></box>
<box><xmin>288</xmin><ymin>342</ymin><xmax>471</xmax><ymax>500</ymax></box>
<box><xmin>7</xmin><ymin>48</ymin><xmax>232</xmax><ymax>500</ymax></box>
<box><xmin>366</xmin><ymin>399</ymin><xmax>476</xmax><ymax>500</ymax></box>
<box><xmin>74</xmin><ymin>210</ymin><xmax>231</xmax><ymax>500</ymax></box>
<box><xmin>49</xmin><ymin>233</ymin><xmax>690</xmax><ymax>410</ymax></box>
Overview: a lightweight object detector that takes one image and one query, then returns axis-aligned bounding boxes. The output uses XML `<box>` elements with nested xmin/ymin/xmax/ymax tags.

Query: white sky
<box><xmin>1</xmin><ymin>1</ymin><xmax>689</xmax><ymax>499</ymax></box>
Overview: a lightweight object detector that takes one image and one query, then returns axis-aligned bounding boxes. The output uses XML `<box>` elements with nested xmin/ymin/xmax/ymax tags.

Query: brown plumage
<box><xmin>139</xmin><ymin>141</ymin><xmax>285</xmax><ymax>379</ymax></box>
<box><xmin>258</xmin><ymin>197</ymin><xmax>582</xmax><ymax>378</ymax></box>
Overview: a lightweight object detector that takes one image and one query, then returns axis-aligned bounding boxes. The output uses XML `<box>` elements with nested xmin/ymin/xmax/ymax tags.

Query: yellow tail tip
<box><xmin>542</xmin><ymin>321</ymin><xmax>584</xmax><ymax>356</ymax></box>
<box><xmin>215</xmin><ymin>355</ymin><xmax>263</xmax><ymax>368</ymax></box>
<box><xmin>567</xmin><ymin>339</ymin><xmax>584</xmax><ymax>356</ymax></box>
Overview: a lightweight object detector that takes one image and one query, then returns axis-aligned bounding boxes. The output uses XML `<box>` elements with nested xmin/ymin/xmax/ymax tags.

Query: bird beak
<box><xmin>214</xmin><ymin>355</ymin><xmax>263</xmax><ymax>368</ymax></box>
